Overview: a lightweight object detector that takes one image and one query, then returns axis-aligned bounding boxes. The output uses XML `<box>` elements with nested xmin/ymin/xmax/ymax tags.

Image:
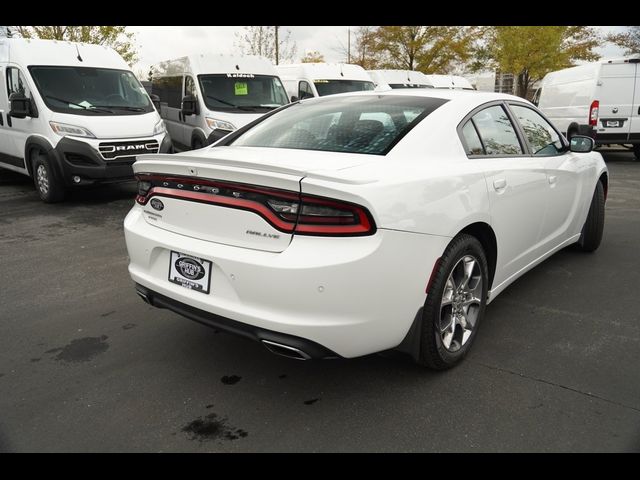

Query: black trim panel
<box><xmin>595</xmin><ymin>133</ymin><xmax>630</xmax><ymax>143</ymax></box>
<box><xmin>134</xmin><ymin>284</ymin><xmax>341</xmax><ymax>360</ymax></box>
<box><xmin>0</xmin><ymin>152</ymin><xmax>25</xmax><ymax>169</ymax></box>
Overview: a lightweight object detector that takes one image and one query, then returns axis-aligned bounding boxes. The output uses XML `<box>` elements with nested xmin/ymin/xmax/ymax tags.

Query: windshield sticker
<box><xmin>314</xmin><ymin>79</ymin><xmax>330</xmax><ymax>83</ymax></box>
<box><xmin>227</xmin><ymin>73</ymin><xmax>255</xmax><ymax>78</ymax></box>
<box><xmin>235</xmin><ymin>82</ymin><xmax>248</xmax><ymax>96</ymax></box>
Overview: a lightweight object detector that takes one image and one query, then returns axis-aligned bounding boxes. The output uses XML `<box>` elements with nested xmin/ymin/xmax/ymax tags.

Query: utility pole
<box><xmin>274</xmin><ymin>26</ymin><xmax>279</xmax><ymax>65</ymax></box>
<box><xmin>347</xmin><ymin>27</ymin><xmax>351</xmax><ymax>63</ymax></box>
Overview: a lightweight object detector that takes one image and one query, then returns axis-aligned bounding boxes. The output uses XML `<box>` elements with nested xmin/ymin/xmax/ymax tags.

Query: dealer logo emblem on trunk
<box><xmin>175</xmin><ymin>258</ymin><xmax>205</xmax><ymax>280</ymax></box>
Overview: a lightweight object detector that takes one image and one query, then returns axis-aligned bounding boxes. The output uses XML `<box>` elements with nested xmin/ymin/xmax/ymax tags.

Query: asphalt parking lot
<box><xmin>0</xmin><ymin>150</ymin><xmax>639</xmax><ymax>452</ymax></box>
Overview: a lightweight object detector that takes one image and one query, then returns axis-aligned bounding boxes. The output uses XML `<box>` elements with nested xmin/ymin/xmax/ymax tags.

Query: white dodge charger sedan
<box><xmin>124</xmin><ymin>89</ymin><xmax>607</xmax><ymax>369</ymax></box>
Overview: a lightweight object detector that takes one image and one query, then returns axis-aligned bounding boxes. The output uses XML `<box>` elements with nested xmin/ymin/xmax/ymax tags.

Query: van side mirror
<box><xmin>290</xmin><ymin>95</ymin><xmax>299</xmax><ymax>103</ymax></box>
<box><xmin>570</xmin><ymin>135</ymin><xmax>595</xmax><ymax>153</ymax></box>
<box><xmin>181</xmin><ymin>95</ymin><xmax>198</xmax><ymax>116</ymax></box>
<box><xmin>9</xmin><ymin>92</ymin><xmax>32</xmax><ymax>119</ymax></box>
<box><xmin>150</xmin><ymin>94</ymin><xmax>161</xmax><ymax>112</ymax></box>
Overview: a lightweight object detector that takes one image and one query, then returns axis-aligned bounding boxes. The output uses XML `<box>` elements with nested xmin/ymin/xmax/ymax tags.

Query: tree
<box><xmin>482</xmin><ymin>26</ymin><xmax>601</xmax><ymax>98</ymax></box>
<box><xmin>10</xmin><ymin>26</ymin><xmax>137</xmax><ymax>65</ymax></box>
<box><xmin>300</xmin><ymin>50</ymin><xmax>325</xmax><ymax>63</ymax></box>
<box><xmin>368</xmin><ymin>26</ymin><xmax>481</xmax><ymax>73</ymax></box>
<box><xmin>607</xmin><ymin>26</ymin><xmax>640</xmax><ymax>55</ymax></box>
<box><xmin>234</xmin><ymin>26</ymin><xmax>297</xmax><ymax>64</ymax></box>
<box><xmin>333</xmin><ymin>26</ymin><xmax>379</xmax><ymax>68</ymax></box>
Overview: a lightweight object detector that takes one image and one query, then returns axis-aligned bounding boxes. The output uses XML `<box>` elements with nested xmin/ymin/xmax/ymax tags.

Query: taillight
<box><xmin>589</xmin><ymin>100</ymin><xmax>599</xmax><ymax>126</ymax></box>
<box><xmin>135</xmin><ymin>174</ymin><xmax>375</xmax><ymax>236</ymax></box>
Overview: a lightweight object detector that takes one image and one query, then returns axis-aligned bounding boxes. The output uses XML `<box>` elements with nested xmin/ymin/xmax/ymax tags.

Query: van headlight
<box><xmin>206</xmin><ymin>117</ymin><xmax>236</xmax><ymax>132</ymax></box>
<box><xmin>49</xmin><ymin>122</ymin><xmax>96</xmax><ymax>138</ymax></box>
<box><xmin>152</xmin><ymin>119</ymin><xmax>167</xmax><ymax>136</ymax></box>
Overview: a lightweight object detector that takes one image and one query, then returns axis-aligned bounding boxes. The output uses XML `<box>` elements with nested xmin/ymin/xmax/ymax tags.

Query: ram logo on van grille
<box><xmin>99</xmin><ymin>140</ymin><xmax>159</xmax><ymax>160</ymax></box>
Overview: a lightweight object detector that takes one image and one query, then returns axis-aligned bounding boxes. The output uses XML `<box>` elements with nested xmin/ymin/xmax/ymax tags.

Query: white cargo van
<box><xmin>535</xmin><ymin>55</ymin><xmax>640</xmax><ymax>159</ymax></box>
<box><xmin>276</xmin><ymin>63</ymin><xmax>375</xmax><ymax>101</ymax></box>
<box><xmin>0</xmin><ymin>37</ymin><xmax>171</xmax><ymax>202</ymax></box>
<box><xmin>150</xmin><ymin>54</ymin><xmax>289</xmax><ymax>151</ymax></box>
<box><xmin>424</xmin><ymin>74</ymin><xmax>474</xmax><ymax>90</ymax></box>
<box><xmin>367</xmin><ymin>69</ymin><xmax>433</xmax><ymax>89</ymax></box>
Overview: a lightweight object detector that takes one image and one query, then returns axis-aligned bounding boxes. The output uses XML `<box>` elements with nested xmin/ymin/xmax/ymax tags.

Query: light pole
<box><xmin>275</xmin><ymin>26</ymin><xmax>279</xmax><ymax>65</ymax></box>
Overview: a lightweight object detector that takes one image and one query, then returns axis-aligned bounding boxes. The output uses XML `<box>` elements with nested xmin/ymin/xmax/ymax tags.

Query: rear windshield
<box><xmin>229</xmin><ymin>95</ymin><xmax>448</xmax><ymax>155</ymax></box>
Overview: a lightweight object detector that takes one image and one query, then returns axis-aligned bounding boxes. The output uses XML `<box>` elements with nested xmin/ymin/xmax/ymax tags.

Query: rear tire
<box><xmin>418</xmin><ymin>234</ymin><xmax>488</xmax><ymax>370</ymax></box>
<box><xmin>575</xmin><ymin>181</ymin><xmax>605</xmax><ymax>252</ymax></box>
<box><xmin>31</xmin><ymin>149</ymin><xmax>65</xmax><ymax>203</ymax></box>
<box><xmin>633</xmin><ymin>144</ymin><xmax>640</xmax><ymax>161</ymax></box>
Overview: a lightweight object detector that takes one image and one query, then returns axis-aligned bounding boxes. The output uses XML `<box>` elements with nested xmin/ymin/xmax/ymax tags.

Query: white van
<box><xmin>276</xmin><ymin>63</ymin><xmax>375</xmax><ymax>101</ymax></box>
<box><xmin>150</xmin><ymin>54</ymin><xmax>289</xmax><ymax>151</ymax></box>
<box><xmin>0</xmin><ymin>38</ymin><xmax>171</xmax><ymax>202</ymax></box>
<box><xmin>424</xmin><ymin>74</ymin><xmax>474</xmax><ymax>90</ymax></box>
<box><xmin>535</xmin><ymin>55</ymin><xmax>640</xmax><ymax>159</ymax></box>
<box><xmin>367</xmin><ymin>69</ymin><xmax>432</xmax><ymax>89</ymax></box>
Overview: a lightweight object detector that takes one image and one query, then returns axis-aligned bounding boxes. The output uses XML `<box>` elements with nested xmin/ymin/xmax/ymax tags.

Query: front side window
<box><xmin>229</xmin><ymin>95</ymin><xmax>448</xmax><ymax>156</ymax></box>
<box><xmin>298</xmin><ymin>81</ymin><xmax>314</xmax><ymax>99</ymax></box>
<box><xmin>471</xmin><ymin>105</ymin><xmax>523</xmax><ymax>155</ymax></box>
<box><xmin>198</xmin><ymin>74</ymin><xmax>289</xmax><ymax>113</ymax></box>
<box><xmin>184</xmin><ymin>76</ymin><xmax>197</xmax><ymax>98</ymax></box>
<box><xmin>313</xmin><ymin>79</ymin><xmax>375</xmax><ymax>96</ymax></box>
<box><xmin>510</xmin><ymin>104</ymin><xmax>563</xmax><ymax>155</ymax></box>
<box><xmin>29</xmin><ymin>66</ymin><xmax>153</xmax><ymax>115</ymax></box>
<box><xmin>6</xmin><ymin>67</ymin><xmax>32</xmax><ymax>98</ymax></box>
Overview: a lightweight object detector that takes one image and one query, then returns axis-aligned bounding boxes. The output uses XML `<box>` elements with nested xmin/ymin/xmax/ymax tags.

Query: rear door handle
<box><xmin>548</xmin><ymin>175</ymin><xmax>557</xmax><ymax>185</ymax></box>
<box><xmin>493</xmin><ymin>178</ymin><xmax>507</xmax><ymax>192</ymax></box>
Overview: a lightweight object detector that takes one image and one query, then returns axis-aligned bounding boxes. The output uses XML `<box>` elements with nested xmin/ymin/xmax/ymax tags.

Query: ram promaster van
<box><xmin>367</xmin><ymin>69</ymin><xmax>433</xmax><ymax>89</ymax></box>
<box><xmin>535</xmin><ymin>55</ymin><xmax>640</xmax><ymax>159</ymax></box>
<box><xmin>276</xmin><ymin>63</ymin><xmax>375</xmax><ymax>101</ymax></box>
<box><xmin>0</xmin><ymin>38</ymin><xmax>171</xmax><ymax>203</ymax></box>
<box><xmin>150</xmin><ymin>54</ymin><xmax>289</xmax><ymax>151</ymax></box>
<box><xmin>425</xmin><ymin>74</ymin><xmax>474</xmax><ymax>90</ymax></box>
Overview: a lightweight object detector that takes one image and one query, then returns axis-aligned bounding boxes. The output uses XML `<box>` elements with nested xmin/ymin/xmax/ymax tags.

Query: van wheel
<box><xmin>418</xmin><ymin>234</ymin><xmax>488</xmax><ymax>370</ymax></box>
<box><xmin>574</xmin><ymin>181</ymin><xmax>605</xmax><ymax>252</ymax></box>
<box><xmin>633</xmin><ymin>145</ymin><xmax>640</xmax><ymax>161</ymax></box>
<box><xmin>32</xmin><ymin>149</ymin><xmax>65</xmax><ymax>203</ymax></box>
<box><xmin>567</xmin><ymin>128</ymin><xmax>577</xmax><ymax>141</ymax></box>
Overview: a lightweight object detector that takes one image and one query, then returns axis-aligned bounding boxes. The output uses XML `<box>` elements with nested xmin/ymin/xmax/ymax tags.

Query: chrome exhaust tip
<box><xmin>261</xmin><ymin>340</ymin><xmax>311</xmax><ymax>360</ymax></box>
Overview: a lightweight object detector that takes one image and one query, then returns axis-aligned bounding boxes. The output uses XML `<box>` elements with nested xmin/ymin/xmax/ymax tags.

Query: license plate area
<box><xmin>168</xmin><ymin>251</ymin><xmax>212</xmax><ymax>294</ymax></box>
<box><xmin>605</xmin><ymin>120</ymin><xmax>620</xmax><ymax>128</ymax></box>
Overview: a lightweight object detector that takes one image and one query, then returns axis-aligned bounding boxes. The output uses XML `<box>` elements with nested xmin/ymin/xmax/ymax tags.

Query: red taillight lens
<box><xmin>135</xmin><ymin>174</ymin><xmax>376</xmax><ymax>236</ymax></box>
<box><xmin>589</xmin><ymin>100</ymin><xmax>599</xmax><ymax>126</ymax></box>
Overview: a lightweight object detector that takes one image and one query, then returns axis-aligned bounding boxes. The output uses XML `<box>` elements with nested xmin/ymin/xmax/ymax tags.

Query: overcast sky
<box><xmin>128</xmin><ymin>26</ymin><xmax>629</xmax><ymax>75</ymax></box>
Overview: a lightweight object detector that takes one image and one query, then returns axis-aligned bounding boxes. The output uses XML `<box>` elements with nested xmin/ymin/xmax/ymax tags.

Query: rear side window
<box><xmin>229</xmin><ymin>95</ymin><xmax>449</xmax><ymax>155</ymax></box>
<box><xmin>461</xmin><ymin>121</ymin><xmax>484</xmax><ymax>155</ymax></box>
<box><xmin>510</xmin><ymin>104</ymin><xmax>563</xmax><ymax>155</ymax></box>
<box><xmin>471</xmin><ymin>105</ymin><xmax>523</xmax><ymax>155</ymax></box>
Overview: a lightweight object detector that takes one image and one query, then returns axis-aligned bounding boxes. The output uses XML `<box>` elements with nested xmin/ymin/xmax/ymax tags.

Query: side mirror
<box><xmin>290</xmin><ymin>95</ymin><xmax>299</xmax><ymax>103</ymax></box>
<box><xmin>181</xmin><ymin>95</ymin><xmax>198</xmax><ymax>116</ymax></box>
<box><xmin>9</xmin><ymin>92</ymin><xmax>31</xmax><ymax>119</ymax></box>
<box><xmin>150</xmin><ymin>93</ymin><xmax>161</xmax><ymax>112</ymax></box>
<box><xmin>570</xmin><ymin>135</ymin><xmax>595</xmax><ymax>153</ymax></box>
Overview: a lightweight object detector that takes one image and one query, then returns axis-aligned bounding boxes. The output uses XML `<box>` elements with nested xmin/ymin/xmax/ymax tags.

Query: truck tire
<box><xmin>31</xmin><ymin>149</ymin><xmax>65</xmax><ymax>203</ymax></box>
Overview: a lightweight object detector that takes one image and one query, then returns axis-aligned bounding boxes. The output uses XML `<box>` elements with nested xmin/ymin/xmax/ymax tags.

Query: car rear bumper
<box><xmin>124</xmin><ymin>206</ymin><xmax>450</xmax><ymax>358</ymax></box>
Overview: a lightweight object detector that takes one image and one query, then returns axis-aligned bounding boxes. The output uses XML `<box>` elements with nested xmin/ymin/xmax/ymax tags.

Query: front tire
<box><xmin>418</xmin><ymin>234</ymin><xmax>488</xmax><ymax>370</ymax></box>
<box><xmin>31</xmin><ymin>149</ymin><xmax>65</xmax><ymax>203</ymax></box>
<box><xmin>633</xmin><ymin>144</ymin><xmax>640</xmax><ymax>161</ymax></box>
<box><xmin>575</xmin><ymin>181</ymin><xmax>605</xmax><ymax>252</ymax></box>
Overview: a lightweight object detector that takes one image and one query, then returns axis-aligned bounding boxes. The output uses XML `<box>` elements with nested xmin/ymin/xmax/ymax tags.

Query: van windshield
<box><xmin>29</xmin><ymin>66</ymin><xmax>154</xmax><ymax>115</ymax></box>
<box><xmin>314</xmin><ymin>80</ymin><xmax>375</xmax><ymax>96</ymax></box>
<box><xmin>198</xmin><ymin>74</ymin><xmax>289</xmax><ymax>112</ymax></box>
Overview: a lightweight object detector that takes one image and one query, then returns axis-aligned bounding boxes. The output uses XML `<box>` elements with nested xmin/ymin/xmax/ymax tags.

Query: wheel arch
<box><xmin>598</xmin><ymin>170</ymin><xmax>608</xmax><ymax>201</ymax></box>
<box><xmin>24</xmin><ymin>135</ymin><xmax>55</xmax><ymax>178</ymax></box>
<box><xmin>457</xmin><ymin>222</ymin><xmax>498</xmax><ymax>290</ymax></box>
<box><xmin>191</xmin><ymin>129</ymin><xmax>207</xmax><ymax>149</ymax></box>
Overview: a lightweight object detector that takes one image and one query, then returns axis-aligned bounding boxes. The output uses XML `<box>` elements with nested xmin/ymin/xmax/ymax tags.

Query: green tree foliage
<box><xmin>607</xmin><ymin>26</ymin><xmax>640</xmax><ymax>55</ymax></box>
<box><xmin>481</xmin><ymin>26</ymin><xmax>601</xmax><ymax>98</ymax></box>
<box><xmin>300</xmin><ymin>50</ymin><xmax>325</xmax><ymax>63</ymax></box>
<box><xmin>368</xmin><ymin>26</ymin><xmax>481</xmax><ymax>73</ymax></box>
<box><xmin>11</xmin><ymin>26</ymin><xmax>138</xmax><ymax>65</ymax></box>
